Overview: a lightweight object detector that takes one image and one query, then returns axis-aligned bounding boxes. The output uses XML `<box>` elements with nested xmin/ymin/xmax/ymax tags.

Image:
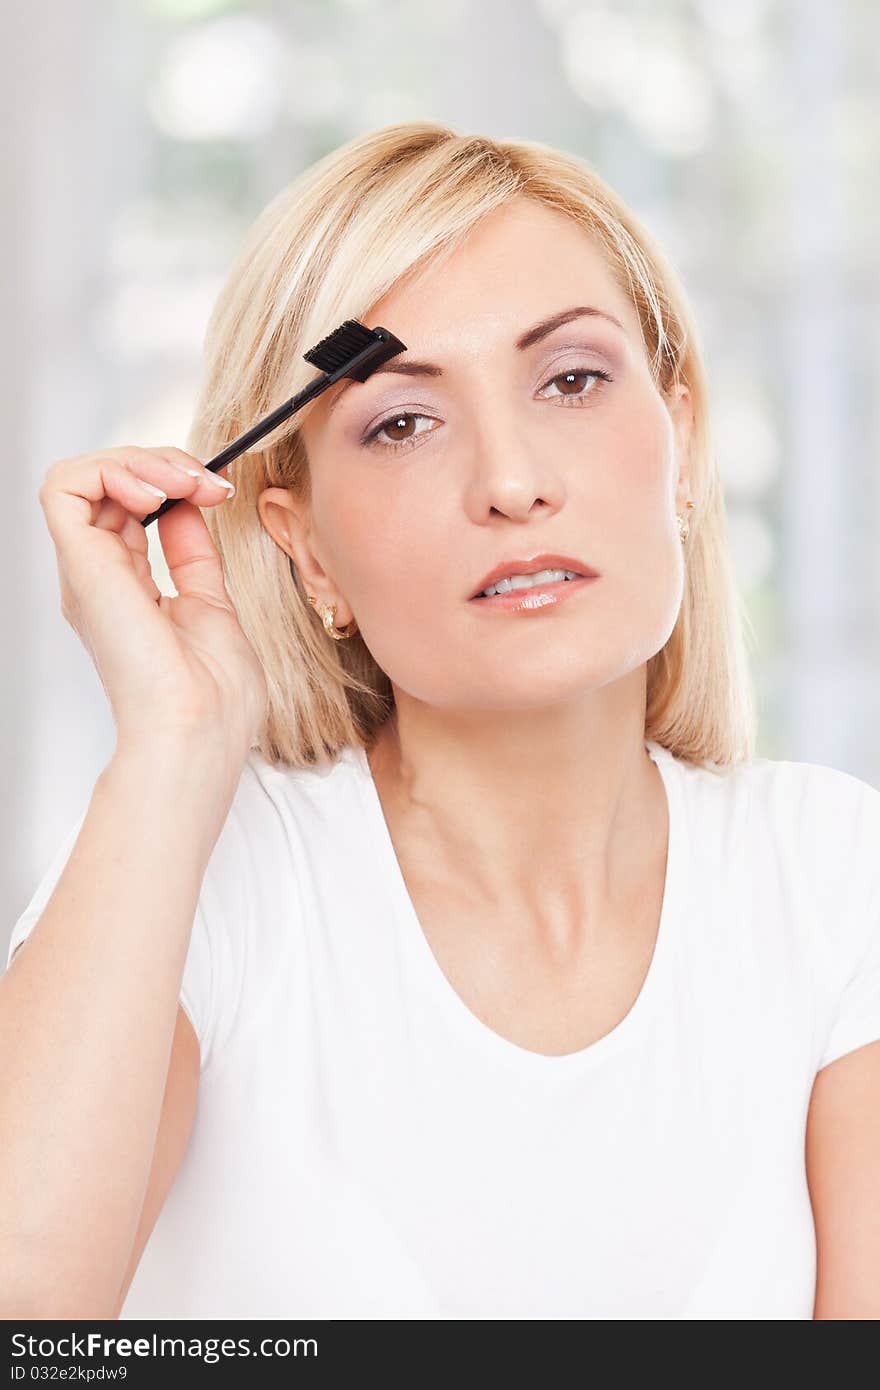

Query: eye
<box><xmin>360</xmin><ymin>363</ymin><xmax>614</xmax><ymax>455</ymax></box>
<box><xmin>361</xmin><ymin>411</ymin><xmax>439</xmax><ymax>454</ymax></box>
<box><xmin>538</xmin><ymin>365</ymin><xmax>614</xmax><ymax>403</ymax></box>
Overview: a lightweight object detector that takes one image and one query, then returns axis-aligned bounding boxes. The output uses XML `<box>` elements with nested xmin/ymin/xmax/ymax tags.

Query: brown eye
<box><xmin>383</xmin><ymin>415</ymin><xmax>414</xmax><ymax>441</ymax></box>
<box><xmin>539</xmin><ymin>366</ymin><xmax>613</xmax><ymax>403</ymax></box>
<box><xmin>557</xmin><ymin>370</ymin><xmax>591</xmax><ymax>395</ymax></box>
<box><xmin>362</xmin><ymin>410</ymin><xmax>438</xmax><ymax>453</ymax></box>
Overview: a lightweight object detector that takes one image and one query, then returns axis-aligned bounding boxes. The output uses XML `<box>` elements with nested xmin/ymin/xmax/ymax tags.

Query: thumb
<box><xmin>157</xmin><ymin>497</ymin><xmax>236</xmax><ymax>610</ymax></box>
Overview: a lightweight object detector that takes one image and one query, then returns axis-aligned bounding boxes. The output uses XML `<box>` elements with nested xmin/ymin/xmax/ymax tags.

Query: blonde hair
<box><xmin>186</xmin><ymin>121</ymin><xmax>758</xmax><ymax>770</ymax></box>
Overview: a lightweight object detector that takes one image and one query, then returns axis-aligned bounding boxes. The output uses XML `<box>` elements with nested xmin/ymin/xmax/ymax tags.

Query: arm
<box><xmin>806</xmin><ymin>1038</ymin><xmax>880</xmax><ymax>1319</ymax></box>
<box><xmin>0</xmin><ymin>741</ymin><xmax>238</xmax><ymax>1319</ymax></box>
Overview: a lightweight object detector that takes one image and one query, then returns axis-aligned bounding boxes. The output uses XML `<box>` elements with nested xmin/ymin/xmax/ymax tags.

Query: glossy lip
<box><xmin>469</xmin><ymin>573</ymin><xmax>599</xmax><ymax>613</ymax></box>
<box><xmin>467</xmin><ymin>552</ymin><xmax>599</xmax><ymax>601</ymax></box>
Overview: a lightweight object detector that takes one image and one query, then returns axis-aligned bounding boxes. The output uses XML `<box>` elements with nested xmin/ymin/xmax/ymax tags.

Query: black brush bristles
<box><xmin>304</xmin><ymin>319</ymin><xmax>380</xmax><ymax>372</ymax></box>
<box><xmin>304</xmin><ymin>319</ymin><xmax>407</xmax><ymax>381</ymax></box>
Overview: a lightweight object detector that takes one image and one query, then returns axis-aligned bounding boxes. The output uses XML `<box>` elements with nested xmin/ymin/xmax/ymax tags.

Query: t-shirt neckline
<box><xmin>348</xmin><ymin>737</ymin><xmax>683</xmax><ymax>1078</ymax></box>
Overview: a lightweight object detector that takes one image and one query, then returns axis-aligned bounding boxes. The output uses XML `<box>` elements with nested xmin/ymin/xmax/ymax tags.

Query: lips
<box><xmin>468</xmin><ymin>552</ymin><xmax>599</xmax><ymax>600</ymax></box>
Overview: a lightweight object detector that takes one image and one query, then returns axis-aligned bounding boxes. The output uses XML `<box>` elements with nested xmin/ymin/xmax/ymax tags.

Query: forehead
<box><xmin>363</xmin><ymin>198</ymin><xmax>639</xmax><ymax>348</ymax></box>
<box><xmin>299</xmin><ymin>199</ymin><xmax>642</xmax><ymax>437</ymax></box>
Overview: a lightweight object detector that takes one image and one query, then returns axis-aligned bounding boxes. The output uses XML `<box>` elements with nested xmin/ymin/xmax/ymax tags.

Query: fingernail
<box><xmin>197</xmin><ymin>459</ymin><xmax>235</xmax><ymax>493</ymax></box>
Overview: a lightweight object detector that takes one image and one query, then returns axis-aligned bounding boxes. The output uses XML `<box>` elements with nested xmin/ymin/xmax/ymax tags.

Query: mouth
<box><xmin>469</xmin><ymin>572</ymin><xmax>599</xmax><ymax>613</ymax></box>
<box><xmin>467</xmin><ymin>553</ymin><xmax>600</xmax><ymax>602</ymax></box>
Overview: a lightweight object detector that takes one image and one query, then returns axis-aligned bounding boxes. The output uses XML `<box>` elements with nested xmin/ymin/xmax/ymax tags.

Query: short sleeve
<box><xmin>6</xmin><ymin>810</ymin><xmax>89</xmax><ymax>967</ymax></box>
<box><xmin>5</xmin><ymin>804</ymin><xmax>219</xmax><ymax>1072</ymax></box>
<box><xmin>6</xmin><ymin>756</ymin><xmax>277</xmax><ymax>1074</ymax></box>
<box><xmin>815</xmin><ymin>774</ymin><xmax>880</xmax><ymax>1072</ymax></box>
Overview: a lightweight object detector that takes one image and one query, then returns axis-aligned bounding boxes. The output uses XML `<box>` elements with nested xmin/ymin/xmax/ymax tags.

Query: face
<box><xmin>258</xmin><ymin>197</ymin><xmax>694</xmax><ymax>713</ymax></box>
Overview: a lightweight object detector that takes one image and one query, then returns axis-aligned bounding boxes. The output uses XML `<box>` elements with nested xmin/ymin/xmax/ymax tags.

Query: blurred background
<box><xmin>3</xmin><ymin>0</ymin><xmax>878</xmax><ymax>941</ymax></box>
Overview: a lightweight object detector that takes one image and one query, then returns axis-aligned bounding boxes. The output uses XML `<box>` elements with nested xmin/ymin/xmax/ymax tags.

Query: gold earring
<box><xmin>307</xmin><ymin>595</ymin><xmax>358</xmax><ymax>640</ymax></box>
<box><xmin>677</xmin><ymin>499</ymin><xmax>695</xmax><ymax>543</ymax></box>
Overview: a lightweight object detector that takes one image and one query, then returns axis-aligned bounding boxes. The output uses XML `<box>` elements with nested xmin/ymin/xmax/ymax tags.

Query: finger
<box><xmin>117</xmin><ymin>508</ymin><xmax>150</xmax><ymax>558</ymax></box>
<box><xmin>91</xmin><ymin>497</ymin><xmax>127</xmax><ymax>532</ymax></box>
<box><xmin>131</xmin><ymin>547</ymin><xmax>161</xmax><ymax>599</ymax></box>
<box><xmin>54</xmin><ymin>446</ymin><xmax>236</xmax><ymax>512</ymax></box>
<box><xmin>136</xmin><ymin>446</ymin><xmax>237</xmax><ymax>505</ymax></box>
<box><xmin>92</xmin><ymin>496</ymin><xmax>145</xmax><ymax>547</ymax></box>
<box><xmin>41</xmin><ymin>455</ymin><xmax>172</xmax><ymax>547</ymax></box>
<box><xmin>155</xmin><ymin>497</ymin><xmax>235</xmax><ymax>611</ymax></box>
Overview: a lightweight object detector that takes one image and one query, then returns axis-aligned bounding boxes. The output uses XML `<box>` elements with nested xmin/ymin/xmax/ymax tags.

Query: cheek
<box><xmin>613</xmin><ymin>544</ymin><xmax>684</xmax><ymax>661</ymax></box>
<box><xmin>316</xmin><ymin>471</ymin><xmax>437</xmax><ymax>619</ymax></box>
<box><xmin>324</xmin><ymin>477</ymin><xmax>472</xmax><ymax>698</ymax></box>
<box><xmin>593</xmin><ymin>413</ymin><xmax>682</xmax><ymax>643</ymax></box>
<box><xmin>606</xmin><ymin>394</ymin><xmax>672</xmax><ymax>494</ymax></box>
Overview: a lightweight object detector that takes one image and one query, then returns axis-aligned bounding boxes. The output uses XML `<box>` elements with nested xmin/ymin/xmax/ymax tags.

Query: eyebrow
<box><xmin>324</xmin><ymin>304</ymin><xmax>627</xmax><ymax>416</ymax></box>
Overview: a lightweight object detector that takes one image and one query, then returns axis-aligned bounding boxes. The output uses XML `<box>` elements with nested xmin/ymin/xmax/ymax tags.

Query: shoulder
<box><xmin>229</xmin><ymin>744</ymin><xmax>365</xmax><ymax>833</ymax></box>
<box><xmin>185</xmin><ymin>745</ymin><xmax>369</xmax><ymax>1065</ymax></box>
<box><xmin>739</xmin><ymin>754</ymin><xmax>879</xmax><ymax>866</ymax></box>
<box><xmin>207</xmin><ymin>744</ymin><xmax>367</xmax><ymax>887</ymax></box>
<box><xmin>716</xmin><ymin>754</ymin><xmax>880</xmax><ymax>980</ymax></box>
<box><xmin>674</xmin><ymin>747</ymin><xmax>879</xmax><ymax>854</ymax></box>
<box><xmin>668</xmin><ymin>750</ymin><xmax>879</xmax><ymax>943</ymax></box>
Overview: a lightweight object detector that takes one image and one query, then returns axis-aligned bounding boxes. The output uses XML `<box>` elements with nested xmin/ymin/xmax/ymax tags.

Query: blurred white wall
<box><xmin>2</xmin><ymin>1</ymin><xmax>124</xmax><ymax>931</ymax></box>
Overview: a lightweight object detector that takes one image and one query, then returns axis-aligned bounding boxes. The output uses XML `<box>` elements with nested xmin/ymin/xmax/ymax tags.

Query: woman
<box><xmin>4</xmin><ymin>123</ymin><xmax>878</xmax><ymax>1320</ymax></box>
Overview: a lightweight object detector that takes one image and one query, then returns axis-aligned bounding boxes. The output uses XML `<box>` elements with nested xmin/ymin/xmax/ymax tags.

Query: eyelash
<box><xmin>359</xmin><ymin>365</ymin><xmax>615</xmax><ymax>455</ymax></box>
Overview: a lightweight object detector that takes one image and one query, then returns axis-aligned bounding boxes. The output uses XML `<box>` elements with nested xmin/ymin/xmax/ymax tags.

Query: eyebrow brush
<box><xmin>140</xmin><ymin>319</ymin><xmax>407</xmax><ymax>528</ymax></box>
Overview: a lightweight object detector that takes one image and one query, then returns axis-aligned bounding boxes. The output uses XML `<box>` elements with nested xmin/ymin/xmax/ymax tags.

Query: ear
<box><xmin>667</xmin><ymin>385</ymin><xmax>694</xmax><ymax>511</ymax></box>
<box><xmin>256</xmin><ymin>487</ymin><xmax>354</xmax><ymax>624</ymax></box>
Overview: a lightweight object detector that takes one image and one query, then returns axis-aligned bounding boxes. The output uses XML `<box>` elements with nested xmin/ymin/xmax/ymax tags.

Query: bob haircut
<box><xmin>186</xmin><ymin>120</ymin><xmax>757</xmax><ymax>771</ymax></box>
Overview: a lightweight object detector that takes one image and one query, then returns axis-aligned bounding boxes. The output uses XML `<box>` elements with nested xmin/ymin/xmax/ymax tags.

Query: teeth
<box><xmin>480</xmin><ymin>568</ymin><xmax>580</xmax><ymax>597</ymax></box>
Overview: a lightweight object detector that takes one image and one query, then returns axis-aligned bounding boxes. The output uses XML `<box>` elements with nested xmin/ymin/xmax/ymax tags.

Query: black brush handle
<box><xmin>139</xmin><ymin>374</ymin><xmax>336</xmax><ymax>528</ymax></box>
<box><xmin>141</xmin><ymin>324</ymin><xmax>405</xmax><ymax>528</ymax></box>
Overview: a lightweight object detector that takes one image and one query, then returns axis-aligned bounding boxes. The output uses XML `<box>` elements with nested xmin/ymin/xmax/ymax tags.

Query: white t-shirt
<box><xmin>6</xmin><ymin>738</ymin><xmax>880</xmax><ymax>1320</ymax></box>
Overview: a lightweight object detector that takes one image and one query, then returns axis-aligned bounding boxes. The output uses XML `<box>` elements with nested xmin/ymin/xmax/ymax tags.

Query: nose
<box><xmin>463</xmin><ymin>414</ymin><xmax>567</xmax><ymax>523</ymax></box>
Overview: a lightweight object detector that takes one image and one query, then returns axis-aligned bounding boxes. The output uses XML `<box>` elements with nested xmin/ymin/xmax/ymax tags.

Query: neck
<box><xmin>366</xmin><ymin>672</ymin><xmax>666</xmax><ymax>939</ymax></box>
